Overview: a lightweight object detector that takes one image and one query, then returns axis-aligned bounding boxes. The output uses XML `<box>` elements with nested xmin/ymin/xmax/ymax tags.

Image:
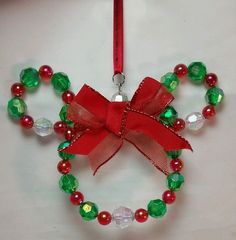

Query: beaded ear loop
<box><xmin>7</xmin><ymin>0</ymin><xmax>224</xmax><ymax>229</ymax></box>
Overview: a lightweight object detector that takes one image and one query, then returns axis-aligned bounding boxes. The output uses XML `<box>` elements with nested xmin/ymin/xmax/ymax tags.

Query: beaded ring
<box><xmin>7</xmin><ymin>65</ymin><xmax>78</xmax><ymax>140</ymax></box>
<box><xmin>160</xmin><ymin>62</ymin><xmax>225</xmax><ymax>132</ymax></box>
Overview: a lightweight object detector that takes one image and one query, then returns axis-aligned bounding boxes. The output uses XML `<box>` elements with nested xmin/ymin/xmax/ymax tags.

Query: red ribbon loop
<box><xmin>61</xmin><ymin>77</ymin><xmax>192</xmax><ymax>175</ymax></box>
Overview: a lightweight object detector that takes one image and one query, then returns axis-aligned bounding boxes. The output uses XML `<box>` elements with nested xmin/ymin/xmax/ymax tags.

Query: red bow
<box><xmin>60</xmin><ymin>77</ymin><xmax>192</xmax><ymax>175</ymax></box>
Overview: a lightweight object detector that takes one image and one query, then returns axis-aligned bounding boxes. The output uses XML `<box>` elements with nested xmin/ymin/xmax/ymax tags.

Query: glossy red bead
<box><xmin>162</xmin><ymin>190</ymin><xmax>176</xmax><ymax>204</ymax></box>
<box><xmin>11</xmin><ymin>83</ymin><xmax>25</xmax><ymax>97</ymax></box>
<box><xmin>70</xmin><ymin>191</ymin><xmax>84</xmax><ymax>205</ymax></box>
<box><xmin>20</xmin><ymin>115</ymin><xmax>34</xmax><ymax>129</ymax></box>
<box><xmin>170</xmin><ymin>158</ymin><xmax>184</xmax><ymax>172</ymax></box>
<box><xmin>135</xmin><ymin>208</ymin><xmax>149</xmax><ymax>223</ymax></box>
<box><xmin>174</xmin><ymin>64</ymin><xmax>188</xmax><ymax>78</ymax></box>
<box><xmin>202</xmin><ymin>105</ymin><xmax>216</xmax><ymax>119</ymax></box>
<box><xmin>205</xmin><ymin>73</ymin><xmax>218</xmax><ymax>87</ymax></box>
<box><xmin>54</xmin><ymin>121</ymin><xmax>67</xmax><ymax>134</ymax></box>
<box><xmin>172</xmin><ymin>118</ymin><xmax>185</xmax><ymax>132</ymax></box>
<box><xmin>64</xmin><ymin>127</ymin><xmax>76</xmax><ymax>141</ymax></box>
<box><xmin>97</xmin><ymin>211</ymin><xmax>112</xmax><ymax>225</ymax></box>
<box><xmin>62</xmin><ymin>90</ymin><xmax>75</xmax><ymax>104</ymax></box>
<box><xmin>39</xmin><ymin>65</ymin><xmax>53</xmax><ymax>82</ymax></box>
<box><xmin>57</xmin><ymin>160</ymin><xmax>71</xmax><ymax>174</ymax></box>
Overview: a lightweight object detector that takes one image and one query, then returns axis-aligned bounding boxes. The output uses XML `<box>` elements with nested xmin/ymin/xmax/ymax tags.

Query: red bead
<box><xmin>97</xmin><ymin>211</ymin><xmax>112</xmax><ymax>225</ymax></box>
<box><xmin>11</xmin><ymin>83</ymin><xmax>25</xmax><ymax>97</ymax></box>
<box><xmin>57</xmin><ymin>160</ymin><xmax>71</xmax><ymax>174</ymax></box>
<box><xmin>135</xmin><ymin>208</ymin><xmax>149</xmax><ymax>223</ymax></box>
<box><xmin>39</xmin><ymin>65</ymin><xmax>53</xmax><ymax>82</ymax></box>
<box><xmin>70</xmin><ymin>192</ymin><xmax>84</xmax><ymax>205</ymax></box>
<box><xmin>64</xmin><ymin>127</ymin><xmax>76</xmax><ymax>141</ymax></box>
<box><xmin>20</xmin><ymin>115</ymin><xmax>34</xmax><ymax>129</ymax></box>
<box><xmin>174</xmin><ymin>64</ymin><xmax>188</xmax><ymax>78</ymax></box>
<box><xmin>205</xmin><ymin>73</ymin><xmax>218</xmax><ymax>87</ymax></box>
<box><xmin>54</xmin><ymin>121</ymin><xmax>67</xmax><ymax>134</ymax></box>
<box><xmin>62</xmin><ymin>90</ymin><xmax>75</xmax><ymax>104</ymax></box>
<box><xmin>172</xmin><ymin>118</ymin><xmax>185</xmax><ymax>132</ymax></box>
<box><xmin>162</xmin><ymin>190</ymin><xmax>176</xmax><ymax>204</ymax></box>
<box><xmin>202</xmin><ymin>105</ymin><xmax>216</xmax><ymax>119</ymax></box>
<box><xmin>170</xmin><ymin>158</ymin><xmax>184</xmax><ymax>172</ymax></box>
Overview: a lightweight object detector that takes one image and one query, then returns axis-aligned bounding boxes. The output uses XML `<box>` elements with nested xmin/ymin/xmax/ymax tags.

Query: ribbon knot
<box><xmin>61</xmin><ymin>77</ymin><xmax>192</xmax><ymax>175</ymax></box>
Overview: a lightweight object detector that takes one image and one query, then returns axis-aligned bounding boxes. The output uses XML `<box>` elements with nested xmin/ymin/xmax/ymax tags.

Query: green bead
<box><xmin>205</xmin><ymin>87</ymin><xmax>224</xmax><ymax>106</ymax></box>
<box><xmin>7</xmin><ymin>97</ymin><xmax>27</xmax><ymax>119</ymax></box>
<box><xmin>161</xmin><ymin>72</ymin><xmax>179</xmax><ymax>92</ymax></box>
<box><xmin>20</xmin><ymin>68</ymin><xmax>40</xmax><ymax>89</ymax></box>
<box><xmin>167</xmin><ymin>172</ymin><xmax>185</xmax><ymax>191</ymax></box>
<box><xmin>79</xmin><ymin>201</ymin><xmax>99</xmax><ymax>221</ymax></box>
<box><xmin>188</xmin><ymin>62</ymin><xmax>207</xmax><ymax>83</ymax></box>
<box><xmin>58</xmin><ymin>141</ymin><xmax>76</xmax><ymax>160</ymax></box>
<box><xmin>51</xmin><ymin>72</ymin><xmax>70</xmax><ymax>94</ymax></box>
<box><xmin>59</xmin><ymin>174</ymin><xmax>78</xmax><ymax>193</ymax></box>
<box><xmin>166</xmin><ymin>150</ymin><xmax>182</xmax><ymax>159</ymax></box>
<box><xmin>147</xmin><ymin>199</ymin><xmax>167</xmax><ymax>218</ymax></box>
<box><xmin>159</xmin><ymin>106</ymin><xmax>178</xmax><ymax>126</ymax></box>
<box><xmin>59</xmin><ymin>105</ymin><xmax>73</xmax><ymax>125</ymax></box>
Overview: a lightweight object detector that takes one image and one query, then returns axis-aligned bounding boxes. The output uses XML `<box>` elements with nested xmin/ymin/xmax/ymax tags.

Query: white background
<box><xmin>0</xmin><ymin>0</ymin><xmax>235</xmax><ymax>239</ymax></box>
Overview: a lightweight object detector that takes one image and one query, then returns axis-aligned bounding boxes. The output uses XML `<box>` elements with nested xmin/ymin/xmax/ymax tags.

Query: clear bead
<box><xmin>185</xmin><ymin>112</ymin><xmax>205</xmax><ymax>131</ymax></box>
<box><xmin>112</xmin><ymin>206</ymin><xmax>134</xmax><ymax>229</ymax></box>
<box><xmin>111</xmin><ymin>92</ymin><xmax>128</xmax><ymax>102</ymax></box>
<box><xmin>112</xmin><ymin>73</ymin><xmax>125</xmax><ymax>86</ymax></box>
<box><xmin>33</xmin><ymin>118</ymin><xmax>53</xmax><ymax>137</ymax></box>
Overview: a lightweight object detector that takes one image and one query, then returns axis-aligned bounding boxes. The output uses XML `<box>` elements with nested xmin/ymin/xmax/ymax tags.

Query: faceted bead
<box><xmin>112</xmin><ymin>206</ymin><xmax>134</xmax><ymax>229</ymax></box>
<box><xmin>58</xmin><ymin>141</ymin><xmax>76</xmax><ymax>160</ymax></box>
<box><xmin>202</xmin><ymin>105</ymin><xmax>216</xmax><ymax>119</ymax></box>
<box><xmin>167</xmin><ymin>172</ymin><xmax>185</xmax><ymax>191</ymax></box>
<box><xmin>64</xmin><ymin>127</ymin><xmax>76</xmax><ymax>141</ymax></box>
<box><xmin>20</xmin><ymin>115</ymin><xmax>34</xmax><ymax>129</ymax></box>
<box><xmin>188</xmin><ymin>62</ymin><xmax>207</xmax><ymax>83</ymax></box>
<box><xmin>33</xmin><ymin>118</ymin><xmax>53</xmax><ymax>137</ymax></box>
<box><xmin>159</xmin><ymin>106</ymin><xmax>178</xmax><ymax>126</ymax></box>
<box><xmin>111</xmin><ymin>91</ymin><xmax>128</xmax><ymax>102</ymax></box>
<box><xmin>51</xmin><ymin>72</ymin><xmax>71</xmax><ymax>94</ymax></box>
<box><xmin>11</xmin><ymin>83</ymin><xmax>25</xmax><ymax>97</ymax></box>
<box><xmin>113</xmin><ymin>73</ymin><xmax>125</xmax><ymax>86</ymax></box>
<box><xmin>166</xmin><ymin>150</ymin><xmax>182</xmax><ymax>159</ymax></box>
<box><xmin>185</xmin><ymin>112</ymin><xmax>205</xmax><ymax>131</ymax></box>
<box><xmin>205</xmin><ymin>87</ymin><xmax>224</xmax><ymax>106</ymax></box>
<box><xmin>161</xmin><ymin>72</ymin><xmax>179</xmax><ymax>92</ymax></box>
<box><xmin>205</xmin><ymin>73</ymin><xmax>218</xmax><ymax>87</ymax></box>
<box><xmin>134</xmin><ymin>209</ymin><xmax>149</xmax><ymax>223</ymax></box>
<box><xmin>172</xmin><ymin>118</ymin><xmax>185</xmax><ymax>132</ymax></box>
<box><xmin>147</xmin><ymin>199</ymin><xmax>167</xmax><ymax>218</ymax></box>
<box><xmin>54</xmin><ymin>121</ymin><xmax>67</xmax><ymax>134</ymax></box>
<box><xmin>170</xmin><ymin>158</ymin><xmax>184</xmax><ymax>172</ymax></box>
<box><xmin>7</xmin><ymin>97</ymin><xmax>27</xmax><ymax>119</ymax></box>
<box><xmin>162</xmin><ymin>190</ymin><xmax>176</xmax><ymax>204</ymax></box>
<box><xmin>174</xmin><ymin>64</ymin><xmax>188</xmax><ymax>78</ymax></box>
<box><xmin>97</xmin><ymin>211</ymin><xmax>112</xmax><ymax>225</ymax></box>
<box><xmin>59</xmin><ymin>174</ymin><xmax>78</xmax><ymax>194</ymax></box>
<box><xmin>70</xmin><ymin>192</ymin><xmax>84</xmax><ymax>206</ymax></box>
<box><xmin>59</xmin><ymin>105</ymin><xmax>73</xmax><ymax>125</ymax></box>
<box><xmin>39</xmin><ymin>65</ymin><xmax>53</xmax><ymax>82</ymax></box>
<box><xmin>62</xmin><ymin>90</ymin><xmax>75</xmax><ymax>104</ymax></box>
<box><xmin>57</xmin><ymin>160</ymin><xmax>71</xmax><ymax>174</ymax></box>
<box><xmin>20</xmin><ymin>68</ymin><xmax>40</xmax><ymax>89</ymax></box>
<box><xmin>79</xmin><ymin>201</ymin><xmax>99</xmax><ymax>221</ymax></box>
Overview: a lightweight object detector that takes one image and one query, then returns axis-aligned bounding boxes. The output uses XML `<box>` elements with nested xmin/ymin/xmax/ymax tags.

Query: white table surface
<box><xmin>0</xmin><ymin>0</ymin><xmax>235</xmax><ymax>239</ymax></box>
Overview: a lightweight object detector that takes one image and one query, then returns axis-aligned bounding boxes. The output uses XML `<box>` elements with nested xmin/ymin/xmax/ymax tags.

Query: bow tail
<box><xmin>125</xmin><ymin>131</ymin><xmax>169</xmax><ymax>175</ymax></box>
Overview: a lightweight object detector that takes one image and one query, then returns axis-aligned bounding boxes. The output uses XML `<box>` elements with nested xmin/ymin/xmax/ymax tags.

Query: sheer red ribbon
<box><xmin>60</xmin><ymin>77</ymin><xmax>192</xmax><ymax>175</ymax></box>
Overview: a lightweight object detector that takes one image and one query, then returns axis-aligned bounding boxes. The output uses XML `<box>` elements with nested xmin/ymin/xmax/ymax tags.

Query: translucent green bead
<box><xmin>59</xmin><ymin>174</ymin><xmax>78</xmax><ymax>193</ymax></box>
<box><xmin>7</xmin><ymin>97</ymin><xmax>27</xmax><ymax>119</ymax></box>
<box><xmin>205</xmin><ymin>87</ymin><xmax>224</xmax><ymax>106</ymax></box>
<box><xmin>58</xmin><ymin>141</ymin><xmax>75</xmax><ymax>160</ymax></box>
<box><xmin>161</xmin><ymin>72</ymin><xmax>179</xmax><ymax>92</ymax></box>
<box><xmin>20</xmin><ymin>68</ymin><xmax>40</xmax><ymax>89</ymax></box>
<box><xmin>59</xmin><ymin>105</ymin><xmax>73</xmax><ymax>125</ymax></box>
<box><xmin>51</xmin><ymin>72</ymin><xmax>71</xmax><ymax>94</ymax></box>
<box><xmin>167</xmin><ymin>172</ymin><xmax>185</xmax><ymax>191</ymax></box>
<box><xmin>188</xmin><ymin>62</ymin><xmax>207</xmax><ymax>83</ymax></box>
<box><xmin>147</xmin><ymin>199</ymin><xmax>167</xmax><ymax>218</ymax></box>
<box><xmin>159</xmin><ymin>106</ymin><xmax>178</xmax><ymax>126</ymax></box>
<box><xmin>79</xmin><ymin>201</ymin><xmax>99</xmax><ymax>221</ymax></box>
<box><xmin>166</xmin><ymin>150</ymin><xmax>182</xmax><ymax>159</ymax></box>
